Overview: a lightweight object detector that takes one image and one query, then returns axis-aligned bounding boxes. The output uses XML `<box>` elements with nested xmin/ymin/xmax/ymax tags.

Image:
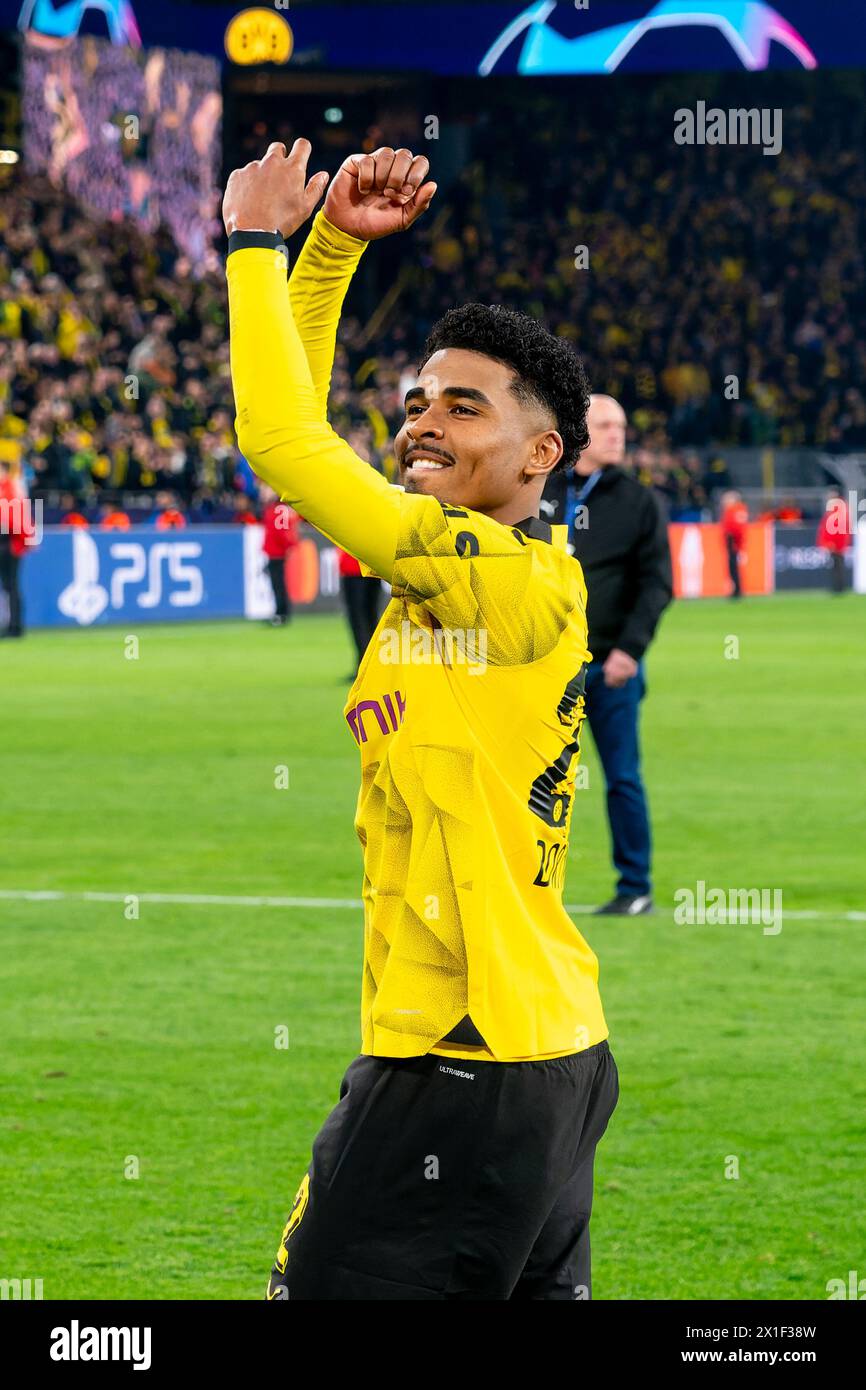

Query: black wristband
<box><xmin>226</xmin><ymin>229</ymin><xmax>289</xmax><ymax>272</ymax></box>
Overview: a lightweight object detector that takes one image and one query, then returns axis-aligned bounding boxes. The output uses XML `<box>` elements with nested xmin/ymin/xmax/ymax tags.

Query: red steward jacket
<box><xmin>262</xmin><ymin>502</ymin><xmax>300</xmax><ymax>559</ymax></box>
<box><xmin>817</xmin><ymin>504</ymin><xmax>851</xmax><ymax>553</ymax></box>
<box><xmin>721</xmin><ymin>501</ymin><xmax>749</xmax><ymax>546</ymax></box>
<box><xmin>0</xmin><ymin>477</ymin><xmax>37</xmax><ymax>556</ymax></box>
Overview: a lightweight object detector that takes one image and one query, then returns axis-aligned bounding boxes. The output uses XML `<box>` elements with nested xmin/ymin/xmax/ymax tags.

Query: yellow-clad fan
<box><xmin>224</xmin><ymin>139</ymin><xmax>618</xmax><ymax>1302</ymax></box>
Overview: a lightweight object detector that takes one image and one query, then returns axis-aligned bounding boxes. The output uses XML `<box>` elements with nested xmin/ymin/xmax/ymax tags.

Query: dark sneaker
<box><xmin>594</xmin><ymin>894</ymin><xmax>654</xmax><ymax>916</ymax></box>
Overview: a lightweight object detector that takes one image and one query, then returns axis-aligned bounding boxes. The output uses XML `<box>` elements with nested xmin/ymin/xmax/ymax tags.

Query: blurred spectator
<box><xmin>153</xmin><ymin>490</ymin><xmax>187</xmax><ymax>529</ymax></box>
<box><xmin>758</xmin><ymin>498</ymin><xmax>804</xmax><ymax>524</ymax></box>
<box><xmin>720</xmin><ymin>490</ymin><xmax>749</xmax><ymax>600</ymax></box>
<box><xmin>59</xmin><ymin>492</ymin><xmax>89</xmax><ymax>527</ymax></box>
<box><xmin>775</xmin><ymin>498</ymin><xmax>804</xmax><ymax>524</ymax></box>
<box><xmin>0</xmin><ymin>460</ymin><xmax>34</xmax><ymax>637</ymax></box>
<box><xmin>232</xmin><ymin>493</ymin><xmax>258</xmax><ymax>525</ymax></box>
<box><xmin>261</xmin><ymin>489</ymin><xmax>299</xmax><ymax>627</ymax></box>
<box><xmin>99</xmin><ymin>505</ymin><xmax>130</xmax><ymax>530</ymax></box>
<box><xmin>816</xmin><ymin>489</ymin><xmax>851</xmax><ymax>594</ymax></box>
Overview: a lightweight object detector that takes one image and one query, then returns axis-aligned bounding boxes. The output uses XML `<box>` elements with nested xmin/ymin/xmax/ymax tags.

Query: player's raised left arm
<box><xmin>224</xmin><ymin>140</ymin><xmax>403</xmax><ymax>577</ymax></box>
<box><xmin>288</xmin><ymin>147</ymin><xmax>437</xmax><ymax>416</ymax></box>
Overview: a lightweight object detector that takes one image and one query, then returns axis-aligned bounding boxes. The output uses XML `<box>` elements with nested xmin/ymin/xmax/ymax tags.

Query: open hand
<box><xmin>323</xmin><ymin>146</ymin><xmax>437</xmax><ymax>241</ymax></box>
<box><xmin>223</xmin><ymin>138</ymin><xmax>329</xmax><ymax>239</ymax></box>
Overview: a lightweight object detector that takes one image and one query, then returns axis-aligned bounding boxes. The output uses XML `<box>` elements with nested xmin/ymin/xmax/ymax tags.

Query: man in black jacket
<box><xmin>541</xmin><ymin>395</ymin><xmax>672</xmax><ymax>914</ymax></box>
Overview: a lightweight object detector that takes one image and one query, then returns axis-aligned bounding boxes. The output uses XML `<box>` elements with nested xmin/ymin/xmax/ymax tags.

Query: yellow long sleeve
<box><xmin>227</xmin><ymin>241</ymin><xmax>400</xmax><ymax>579</ymax></box>
<box><xmin>287</xmin><ymin>211</ymin><xmax>366</xmax><ymax>418</ymax></box>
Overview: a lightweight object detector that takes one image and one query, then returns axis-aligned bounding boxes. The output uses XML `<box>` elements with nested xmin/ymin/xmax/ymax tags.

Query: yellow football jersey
<box><xmin>227</xmin><ymin>215</ymin><xmax>609</xmax><ymax>1065</ymax></box>
<box><xmin>347</xmin><ymin>492</ymin><xmax>608</xmax><ymax>1062</ymax></box>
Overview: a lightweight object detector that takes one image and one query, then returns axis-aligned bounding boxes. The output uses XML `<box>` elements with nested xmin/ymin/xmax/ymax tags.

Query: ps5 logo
<box><xmin>58</xmin><ymin>531</ymin><xmax>203</xmax><ymax>625</ymax></box>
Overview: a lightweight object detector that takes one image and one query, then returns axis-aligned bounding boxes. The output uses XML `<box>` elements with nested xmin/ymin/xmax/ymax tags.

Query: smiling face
<box><xmin>394</xmin><ymin>348</ymin><xmax>563</xmax><ymax>525</ymax></box>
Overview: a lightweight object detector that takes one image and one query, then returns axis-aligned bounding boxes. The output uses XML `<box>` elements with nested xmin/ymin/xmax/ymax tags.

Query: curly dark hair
<box><xmin>420</xmin><ymin>303</ymin><xmax>591</xmax><ymax>472</ymax></box>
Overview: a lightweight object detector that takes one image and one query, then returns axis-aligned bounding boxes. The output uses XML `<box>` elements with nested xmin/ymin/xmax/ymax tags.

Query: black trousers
<box><xmin>726</xmin><ymin>535</ymin><xmax>741</xmax><ymax>596</ymax></box>
<box><xmin>266</xmin><ymin>557</ymin><xmax>291</xmax><ymax>620</ymax></box>
<box><xmin>0</xmin><ymin>544</ymin><xmax>22</xmax><ymax>636</ymax></box>
<box><xmin>266</xmin><ymin>1040</ymin><xmax>619</xmax><ymax>1301</ymax></box>
<box><xmin>830</xmin><ymin>551</ymin><xmax>846</xmax><ymax>594</ymax></box>
<box><xmin>341</xmin><ymin>573</ymin><xmax>383</xmax><ymax>668</ymax></box>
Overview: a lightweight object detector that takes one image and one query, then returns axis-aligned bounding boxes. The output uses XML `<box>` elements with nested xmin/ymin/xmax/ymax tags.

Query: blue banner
<box><xmin>18</xmin><ymin>524</ymin><xmax>345</xmax><ymax>627</ymax></box>
<box><xmin>5</xmin><ymin>1</ymin><xmax>866</xmax><ymax>74</ymax></box>
<box><xmin>15</xmin><ymin>519</ymin><xmax>851</xmax><ymax>627</ymax></box>
<box><xmin>21</xmin><ymin>526</ymin><xmax>245</xmax><ymax>627</ymax></box>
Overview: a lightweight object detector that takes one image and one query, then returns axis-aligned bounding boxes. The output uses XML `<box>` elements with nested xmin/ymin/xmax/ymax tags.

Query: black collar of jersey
<box><xmin>513</xmin><ymin>515</ymin><xmax>553</xmax><ymax>544</ymax></box>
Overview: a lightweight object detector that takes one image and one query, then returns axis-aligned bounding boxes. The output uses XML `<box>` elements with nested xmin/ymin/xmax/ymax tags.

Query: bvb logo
<box><xmin>225</xmin><ymin>9</ymin><xmax>293</xmax><ymax>66</ymax></box>
<box><xmin>275</xmin><ymin>1172</ymin><xmax>310</xmax><ymax>1273</ymax></box>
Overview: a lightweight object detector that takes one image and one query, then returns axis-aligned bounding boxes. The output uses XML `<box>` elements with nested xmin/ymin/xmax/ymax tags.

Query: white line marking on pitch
<box><xmin>0</xmin><ymin>890</ymin><xmax>863</xmax><ymax>921</ymax></box>
<box><xmin>0</xmin><ymin>890</ymin><xmax>361</xmax><ymax>909</ymax></box>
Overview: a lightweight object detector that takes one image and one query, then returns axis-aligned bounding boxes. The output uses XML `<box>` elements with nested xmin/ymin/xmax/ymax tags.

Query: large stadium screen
<box><xmin>22</xmin><ymin>34</ymin><xmax>221</xmax><ymax>266</ymax></box>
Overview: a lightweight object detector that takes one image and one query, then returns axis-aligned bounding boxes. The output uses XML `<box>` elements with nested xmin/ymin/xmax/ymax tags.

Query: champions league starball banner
<box><xmin>5</xmin><ymin>0</ymin><xmax>866</xmax><ymax>74</ymax></box>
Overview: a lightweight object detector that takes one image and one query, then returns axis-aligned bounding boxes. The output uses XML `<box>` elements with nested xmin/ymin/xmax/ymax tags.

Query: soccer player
<box><xmin>224</xmin><ymin>140</ymin><xmax>618</xmax><ymax>1300</ymax></box>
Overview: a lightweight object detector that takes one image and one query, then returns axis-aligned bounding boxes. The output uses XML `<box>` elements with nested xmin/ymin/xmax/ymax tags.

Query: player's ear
<box><xmin>524</xmin><ymin>429</ymin><xmax>563</xmax><ymax>481</ymax></box>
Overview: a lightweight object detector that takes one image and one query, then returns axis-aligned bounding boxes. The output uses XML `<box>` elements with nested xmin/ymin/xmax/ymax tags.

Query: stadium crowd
<box><xmin>383</xmin><ymin>76</ymin><xmax>866</xmax><ymax>457</ymax></box>
<box><xmin>1</xmin><ymin>73</ymin><xmax>863</xmax><ymax>524</ymax></box>
<box><xmin>0</xmin><ymin>175</ymin><xmax>241</xmax><ymax>521</ymax></box>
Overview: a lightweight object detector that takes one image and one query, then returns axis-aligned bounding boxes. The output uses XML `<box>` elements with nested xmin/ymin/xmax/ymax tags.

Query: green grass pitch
<box><xmin>1</xmin><ymin>592</ymin><xmax>864</xmax><ymax>1299</ymax></box>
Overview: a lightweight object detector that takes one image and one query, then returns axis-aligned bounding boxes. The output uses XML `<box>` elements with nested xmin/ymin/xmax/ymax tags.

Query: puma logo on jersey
<box><xmin>346</xmin><ymin>690</ymin><xmax>406</xmax><ymax>744</ymax></box>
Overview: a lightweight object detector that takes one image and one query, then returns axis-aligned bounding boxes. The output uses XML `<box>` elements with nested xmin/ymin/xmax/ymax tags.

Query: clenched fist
<box><xmin>323</xmin><ymin>146</ymin><xmax>437</xmax><ymax>241</ymax></box>
<box><xmin>602</xmin><ymin>649</ymin><xmax>639</xmax><ymax>688</ymax></box>
<box><xmin>222</xmin><ymin>138</ymin><xmax>329</xmax><ymax>238</ymax></box>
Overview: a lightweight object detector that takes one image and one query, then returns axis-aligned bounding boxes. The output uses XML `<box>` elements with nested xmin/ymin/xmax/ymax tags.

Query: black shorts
<box><xmin>266</xmin><ymin>1040</ymin><xmax>619</xmax><ymax>1301</ymax></box>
